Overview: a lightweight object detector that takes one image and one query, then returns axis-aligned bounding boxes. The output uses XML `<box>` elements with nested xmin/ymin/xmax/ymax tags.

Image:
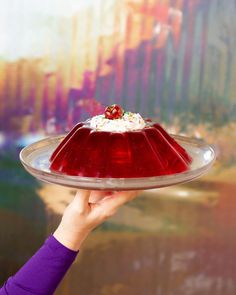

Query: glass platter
<box><xmin>19</xmin><ymin>134</ymin><xmax>216</xmax><ymax>191</ymax></box>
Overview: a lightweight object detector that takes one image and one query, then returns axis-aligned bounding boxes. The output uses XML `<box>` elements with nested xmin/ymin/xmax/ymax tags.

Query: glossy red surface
<box><xmin>49</xmin><ymin>122</ymin><xmax>192</xmax><ymax>178</ymax></box>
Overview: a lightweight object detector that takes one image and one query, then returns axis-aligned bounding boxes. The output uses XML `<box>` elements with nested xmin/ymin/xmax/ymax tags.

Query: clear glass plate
<box><xmin>19</xmin><ymin>134</ymin><xmax>216</xmax><ymax>191</ymax></box>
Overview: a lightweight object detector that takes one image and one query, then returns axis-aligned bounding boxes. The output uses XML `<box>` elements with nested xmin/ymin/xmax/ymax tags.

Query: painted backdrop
<box><xmin>0</xmin><ymin>0</ymin><xmax>236</xmax><ymax>294</ymax></box>
<box><xmin>0</xmin><ymin>0</ymin><xmax>235</xmax><ymax>135</ymax></box>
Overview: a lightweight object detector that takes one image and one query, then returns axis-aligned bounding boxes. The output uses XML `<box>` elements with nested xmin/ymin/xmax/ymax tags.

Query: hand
<box><xmin>53</xmin><ymin>190</ymin><xmax>139</xmax><ymax>251</ymax></box>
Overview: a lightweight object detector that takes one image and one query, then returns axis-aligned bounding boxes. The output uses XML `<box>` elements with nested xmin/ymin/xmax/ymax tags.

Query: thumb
<box><xmin>71</xmin><ymin>190</ymin><xmax>91</xmax><ymax>212</ymax></box>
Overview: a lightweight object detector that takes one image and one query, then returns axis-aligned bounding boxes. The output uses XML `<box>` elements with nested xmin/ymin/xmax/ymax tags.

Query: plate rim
<box><xmin>19</xmin><ymin>134</ymin><xmax>216</xmax><ymax>190</ymax></box>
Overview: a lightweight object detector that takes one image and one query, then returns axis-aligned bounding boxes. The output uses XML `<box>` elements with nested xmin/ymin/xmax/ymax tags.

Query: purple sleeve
<box><xmin>0</xmin><ymin>235</ymin><xmax>78</xmax><ymax>295</ymax></box>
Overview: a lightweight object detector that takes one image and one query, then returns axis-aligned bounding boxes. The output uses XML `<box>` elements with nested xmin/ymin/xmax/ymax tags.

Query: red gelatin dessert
<box><xmin>50</xmin><ymin>105</ymin><xmax>192</xmax><ymax>178</ymax></box>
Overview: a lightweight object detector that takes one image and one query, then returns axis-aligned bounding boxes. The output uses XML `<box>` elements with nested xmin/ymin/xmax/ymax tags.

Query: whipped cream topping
<box><xmin>89</xmin><ymin>112</ymin><xmax>146</xmax><ymax>132</ymax></box>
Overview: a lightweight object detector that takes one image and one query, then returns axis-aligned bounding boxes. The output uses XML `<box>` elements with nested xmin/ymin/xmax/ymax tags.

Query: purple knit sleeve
<box><xmin>0</xmin><ymin>235</ymin><xmax>79</xmax><ymax>295</ymax></box>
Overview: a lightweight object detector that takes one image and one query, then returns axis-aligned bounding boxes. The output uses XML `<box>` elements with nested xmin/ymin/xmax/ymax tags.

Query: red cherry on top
<box><xmin>104</xmin><ymin>104</ymin><xmax>124</xmax><ymax>120</ymax></box>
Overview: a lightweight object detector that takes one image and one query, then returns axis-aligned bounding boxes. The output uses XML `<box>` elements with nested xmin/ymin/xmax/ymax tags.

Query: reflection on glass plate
<box><xmin>19</xmin><ymin>135</ymin><xmax>216</xmax><ymax>191</ymax></box>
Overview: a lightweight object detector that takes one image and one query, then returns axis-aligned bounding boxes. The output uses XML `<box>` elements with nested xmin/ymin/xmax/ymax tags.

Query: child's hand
<box><xmin>53</xmin><ymin>190</ymin><xmax>139</xmax><ymax>251</ymax></box>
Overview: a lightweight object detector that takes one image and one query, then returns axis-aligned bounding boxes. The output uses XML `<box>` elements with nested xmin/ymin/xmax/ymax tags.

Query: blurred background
<box><xmin>0</xmin><ymin>0</ymin><xmax>236</xmax><ymax>294</ymax></box>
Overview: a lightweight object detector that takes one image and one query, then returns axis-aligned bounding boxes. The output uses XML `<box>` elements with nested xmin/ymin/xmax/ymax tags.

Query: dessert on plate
<box><xmin>49</xmin><ymin>105</ymin><xmax>192</xmax><ymax>178</ymax></box>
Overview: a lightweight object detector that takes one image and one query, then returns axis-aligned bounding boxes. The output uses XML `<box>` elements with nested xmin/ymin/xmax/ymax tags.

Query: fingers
<box><xmin>89</xmin><ymin>191</ymin><xmax>107</xmax><ymax>203</ymax></box>
<box><xmin>96</xmin><ymin>190</ymin><xmax>139</xmax><ymax>217</ymax></box>
<box><xmin>71</xmin><ymin>190</ymin><xmax>139</xmax><ymax>220</ymax></box>
<box><xmin>110</xmin><ymin>191</ymin><xmax>139</xmax><ymax>208</ymax></box>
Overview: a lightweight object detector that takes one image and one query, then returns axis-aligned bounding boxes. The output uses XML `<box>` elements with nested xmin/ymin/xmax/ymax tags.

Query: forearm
<box><xmin>0</xmin><ymin>235</ymin><xmax>78</xmax><ymax>295</ymax></box>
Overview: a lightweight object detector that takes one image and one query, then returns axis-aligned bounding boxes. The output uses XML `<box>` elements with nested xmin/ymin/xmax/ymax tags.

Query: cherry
<box><xmin>104</xmin><ymin>104</ymin><xmax>124</xmax><ymax>120</ymax></box>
